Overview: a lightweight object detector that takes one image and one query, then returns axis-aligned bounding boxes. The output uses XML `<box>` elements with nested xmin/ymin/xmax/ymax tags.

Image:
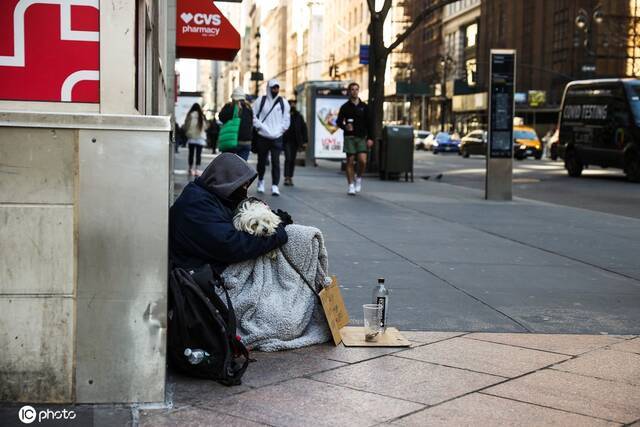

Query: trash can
<box><xmin>379</xmin><ymin>125</ymin><xmax>414</xmax><ymax>181</ymax></box>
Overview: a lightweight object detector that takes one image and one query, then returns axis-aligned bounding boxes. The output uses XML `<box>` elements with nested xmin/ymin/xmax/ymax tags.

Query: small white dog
<box><xmin>233</xmin><ymin>197</ymin><xmax>282</xmax><ymax>258</ymax></box>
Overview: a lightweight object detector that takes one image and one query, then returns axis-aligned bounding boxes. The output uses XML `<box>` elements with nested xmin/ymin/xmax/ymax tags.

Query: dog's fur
<box><xmin>233</xmin><ymin>197</ymin><xmax>282</xmax><ymax>258</ymax></box>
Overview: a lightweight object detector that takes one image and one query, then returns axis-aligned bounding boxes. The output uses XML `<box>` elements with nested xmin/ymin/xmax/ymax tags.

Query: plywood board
<box><xmin>340</xmin><ymin>326</ymin><xmax>411</xmax><ymax>347</ymax></box>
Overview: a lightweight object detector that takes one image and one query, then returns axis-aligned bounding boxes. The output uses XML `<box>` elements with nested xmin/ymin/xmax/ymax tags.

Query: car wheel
<box><xmin>534</xmin><ymin>151</ymin><xmax>542</xmax><ymax>160</ymax></box>
<box><xmin>462</xmin><ymin>148</ymin><xmax>470</xmax><ymax>158</ymax></box>
<box><xmin>433</xmin><ymin>149</ymin><xmax>438</xmax><ymax>155</ymax></box>
<box><xmin>625</xmin><ymin>152</ymin><xmax>640</xmax><ymax>183</ymax></box>
<box><xmin>565</xmin><ymin>149</ymin><xmax>583</xmax><ymax>177</ymax></box>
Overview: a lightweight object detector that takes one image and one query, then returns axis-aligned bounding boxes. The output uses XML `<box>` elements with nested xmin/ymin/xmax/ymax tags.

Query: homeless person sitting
<box><xmin>170</xmin><ymin>153</ymin><xmax>331</xmax><ymax>352</ymax></box>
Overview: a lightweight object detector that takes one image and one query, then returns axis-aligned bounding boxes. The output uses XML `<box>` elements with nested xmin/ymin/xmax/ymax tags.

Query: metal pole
<box><xmin>440</xmin><ymin>69</ymin><xmax>446</xmax><ymax>131</ymax></box>
<box><xmin>421</xmin><ymin>95</ymin><xmax>425</xmax><ymax>130</ymax></box>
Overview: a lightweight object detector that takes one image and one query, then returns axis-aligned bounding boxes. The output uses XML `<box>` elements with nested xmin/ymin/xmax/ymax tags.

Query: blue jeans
<box><xmin>234</xmin><ymin>144</ymin><xmax>251</xmax><ymax>161</ymax></box>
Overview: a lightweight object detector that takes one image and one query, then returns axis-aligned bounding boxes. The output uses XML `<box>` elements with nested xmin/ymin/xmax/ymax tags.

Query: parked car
<box><xmin>459</xmin><ymin>130</ymin><xmax>487</xmax><ymax>157</ymax></box>
<box><xmin>413</xmin><ymin>130</ymin><xmax>432</xmax><ymax>150</ymax></box>
<box><xmin>558</xmin><ymin>78</ymin><xmax>640</xmax><ymax>182</ymax></box>
<box><xmin>432</xmin><ymin>132</ymin><xmax>460</xmax><ymax>154</ymax></box>
<box><xmin>513</xmin><ymin>125</ymin><xmax>542</xmax><ymax>160</ymax></box>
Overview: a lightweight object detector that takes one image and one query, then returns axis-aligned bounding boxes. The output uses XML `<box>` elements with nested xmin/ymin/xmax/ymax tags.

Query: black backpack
<box><xmin>167</xmin><ymin>266</ymin><xmax>250</xmax><ymax>386</ymax></box>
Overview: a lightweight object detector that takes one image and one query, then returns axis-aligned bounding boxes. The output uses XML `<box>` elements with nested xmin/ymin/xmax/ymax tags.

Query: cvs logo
<box><xmin>193</xmin><ymin>13</ymin><xmax>221</xmax><ymax>26</ymax></box>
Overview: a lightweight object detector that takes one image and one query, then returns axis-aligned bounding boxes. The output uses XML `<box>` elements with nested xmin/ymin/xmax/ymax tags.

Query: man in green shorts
<box><xmin>337</xmin><ymin>82</ymin><xmax>374</xmax><ymax>195</ymax></box>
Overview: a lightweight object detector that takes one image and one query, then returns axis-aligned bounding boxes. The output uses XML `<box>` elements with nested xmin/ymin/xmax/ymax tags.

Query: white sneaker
<box><xmin>355</xmin><ymin>177</ymin><xmax>362</xmax><ymax>193</ymax></box>
<box><xmin>348</xmin><ymin>183</ymin><xmax>356</xmax><ymax>195</ymax></box>
<box><xmin>271</xmin><ymin>185</ymin><xmax>280</xmax><ymax>196</ymax></box>
<box><xmin>257</xmin><ymin>180</ymin><xmax>265</xmax><ymax>193</ymax></box>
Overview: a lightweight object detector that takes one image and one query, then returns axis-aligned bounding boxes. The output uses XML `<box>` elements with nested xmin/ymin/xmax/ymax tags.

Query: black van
<box><xmin>558</xmin><ymin>79</ymin><xmax>640</xmax><ymax>182</ymax></box>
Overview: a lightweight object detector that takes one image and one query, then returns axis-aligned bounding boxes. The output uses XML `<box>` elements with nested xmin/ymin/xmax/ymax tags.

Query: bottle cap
<box><xmin>184</xmin><ymin>348</ymin><xmax>192</xmax><ymax>356</ymax></box>
<box><xmin>378</xmin><ymin>277</ymin><xmax>384</xmax><ymax>283</ymax></box>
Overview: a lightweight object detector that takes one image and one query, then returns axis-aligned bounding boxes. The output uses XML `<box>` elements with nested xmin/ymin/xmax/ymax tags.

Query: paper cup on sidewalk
<box><xmin>363</xmin><ymin>304</ymin><xmax>383</xmax><ymax>342</ymax></box>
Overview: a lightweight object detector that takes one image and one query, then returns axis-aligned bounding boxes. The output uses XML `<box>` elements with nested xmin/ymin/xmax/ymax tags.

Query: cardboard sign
<box><xmin>340</xmin><ymin>327</ymin><xmax>411</xmax><ymax>347</ymax></box>
<box><xmin>319</xmin><ymin>276</ymin><xmax>349</xmax><ymax>345</ymax></box>
<box><xmin>176</xmin><ymin>0</ymin><xmax>240</xmax><ymax>61</ymax></box>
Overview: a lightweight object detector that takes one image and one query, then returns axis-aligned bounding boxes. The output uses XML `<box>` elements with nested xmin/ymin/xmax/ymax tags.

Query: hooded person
<box><xmin>218</xmin><ymin>87</ymin><xmax>254</xmax><ymax>161</ymax></box>
<box><xmin>169</xmin><ymin>153</ymin><xmax>288</xmax><ymax>275</ymax></box>
<box><xmin>252</xmin><ymin>79</ymin><xmax>290</xmax><ymax>196</ymax></box>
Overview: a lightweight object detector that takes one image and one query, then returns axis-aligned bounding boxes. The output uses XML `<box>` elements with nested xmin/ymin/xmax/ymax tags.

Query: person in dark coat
<box><xmin>218</xmin><ymin>87</ymin><xmax>254</xmax><ymax>161</ymax></box>
<box><xmin>205</xmin><ymin>117</ymin><xmax>220</xmax><ymax>154</ymax></box>
<box><xmin>283</xmin><ymin>99</ymin><xmax>308</xmax><ymax>186</ymax></box>
<box><xmin>169</xmin><ymin>153</ymin><xmax>289</xmax><ymax>276</ymax></box>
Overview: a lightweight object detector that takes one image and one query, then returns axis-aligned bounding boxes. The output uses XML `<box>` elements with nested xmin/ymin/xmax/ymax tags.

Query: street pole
<box><xmin>421</xmin><ymin>95</ymin><xmax>425</xmax><ymax>130</ymax></box>
<box><xmin>440</xmin><ymin>69</ymin><xmax>446</xmax><ymax>132</ymax></box>
<box><xmin>254</xmin><ymin>29</ymin><xmax>261</xmax><ymax>97</ymax></box>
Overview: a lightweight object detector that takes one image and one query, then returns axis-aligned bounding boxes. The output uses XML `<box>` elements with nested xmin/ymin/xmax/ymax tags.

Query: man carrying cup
<box><xmin>337</xmin><ymin>82</ymin><xmax>374</xmax><ymax>196</ymax></box>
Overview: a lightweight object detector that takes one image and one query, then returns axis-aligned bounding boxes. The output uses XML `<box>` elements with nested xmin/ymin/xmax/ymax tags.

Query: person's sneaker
<box><xmin>355</xmin><ymin>177</ymin><xmax>362</xmax><ymax>193</ymax></box>
<box><xmin>348</xmin><ymin>183</ymin><xmax>356</xmax><ymax>195</ymax></box>
<box><xmin>271</xmin><ymin>185</ymin><xmax>280</xmax><ymax>196</ymax></box>
<box><xmin>283</xmin><ymin>178</ymin><xmax>291</xmax><ymax>186</ymax></box>
<box><xmin>188</xmin><ymin>168</ymin><xmax>195</xmax><ymax>176</ymax></box>
<box><xmin>257</xmin><ymin>180</ymin><xmax>265</xmax><ymax>193</ymax></box>
<box><xmin>194</xmin><ymin>169</ymin><xmax>202</xmax><ymax>177</ymax></box>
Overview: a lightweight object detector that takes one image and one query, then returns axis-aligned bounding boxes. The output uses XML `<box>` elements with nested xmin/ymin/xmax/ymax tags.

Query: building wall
<box><xmin>477</xmin><ymin>0</ymin><xmax>637</xmax><ymax>107</ymax></box>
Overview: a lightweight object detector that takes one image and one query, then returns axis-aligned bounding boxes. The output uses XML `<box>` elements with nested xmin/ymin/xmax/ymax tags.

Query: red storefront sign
<box><xmin>176</xmin><ymin>0</ymin><xmax>240</xmax><ymax>62</ymax></box>
<box><xmin>0</xmin><ymin>0</ymin><xmax>100</xmax><ymax>103</ymax></box>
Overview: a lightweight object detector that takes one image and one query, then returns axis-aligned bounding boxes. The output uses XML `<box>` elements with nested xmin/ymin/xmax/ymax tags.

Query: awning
<box><xmin>176</xmin><ymin>0</ymin><xmax>240</xmax><ymax>62</ymax></box>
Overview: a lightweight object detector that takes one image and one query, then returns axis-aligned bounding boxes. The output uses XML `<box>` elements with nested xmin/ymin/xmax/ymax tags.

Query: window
<box><xmin>465</xmin><ymin>23</ymin><xmax>478</xmax><ymax>48</ymax></box>
<box><xmin>465</xmin><ymin>58</ymin><xmax>477</xmax><ymax>86</ymax></box>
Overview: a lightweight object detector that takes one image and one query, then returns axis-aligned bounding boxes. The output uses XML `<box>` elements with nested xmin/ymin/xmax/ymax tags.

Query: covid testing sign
<box><xmin>0</xmin><ymin>0</ymin><xmax>100</xmax><ymax>103</ymax></box>
<box><xmin>314</xmin><ymin>96</ymin><xmax>345</xmax><ymax>159</ymax></box>
<box><xmin>176</xmin><ymin>0</ymin><xmax>240</xmax><ymax>61</ymax></box>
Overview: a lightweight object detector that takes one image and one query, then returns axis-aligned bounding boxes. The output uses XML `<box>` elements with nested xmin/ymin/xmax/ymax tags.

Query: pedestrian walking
<box><xmin>218</xmin><ymin>87</ymin><xmax>254</xmax><ymax>161</ymax></box>
<box><xmin>252</xmin><ymin>79</ymin><xmax>290</xmax><ymax>196</ymax></box>
<box><xmin>184</xmin><ymin>103</ymin><xmax>208</xmax><ymax>177</ymax></box>
<box><xmin>283</xmin><ymin>99</ymin><xmax>308</xmax><ymax>186</ymax></box>
<box><xmin>205</xmin><ymin>115</ymin><xmax>220</xmax><ymax>154</ymax></box>
<box><xmin>337</xmin><ymin>82</ymin><xmax>373</xmax><ymax>195</ymax></box>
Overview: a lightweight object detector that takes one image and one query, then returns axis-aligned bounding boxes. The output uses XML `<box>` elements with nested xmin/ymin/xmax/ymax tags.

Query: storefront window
<box><xmin>465</xmin><ymin>58</ymin><xmax>477</xmax><ymax>86</ymax></box>
<box><xmin>465</xmin><ymin>23</ymin><xmax>478</xmax><ymax>48</ymax></box>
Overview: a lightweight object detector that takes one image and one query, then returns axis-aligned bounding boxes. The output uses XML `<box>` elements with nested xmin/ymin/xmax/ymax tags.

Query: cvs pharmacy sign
<box><xmin>176</xmin><ymin>0</ymin><xmax>240</xmax><ymax>61</ymax></box>
<box><xmin>181</xmin><ymin>12</ymin><xmax>222</xmax><ymax>26</ymax></box>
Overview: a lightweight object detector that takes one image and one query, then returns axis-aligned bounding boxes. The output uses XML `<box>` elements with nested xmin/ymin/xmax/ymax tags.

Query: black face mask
<box><xmin>228</xmin><ymin>187</ymin><xmax>248</xmax><ymax>206</ymax></box>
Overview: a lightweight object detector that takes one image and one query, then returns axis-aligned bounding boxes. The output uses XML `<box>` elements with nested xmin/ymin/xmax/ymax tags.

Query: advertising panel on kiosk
<box><xmin>314</xmin><ymin>93</ymin><xmax>346</xmax><ymax>159</ymax></box>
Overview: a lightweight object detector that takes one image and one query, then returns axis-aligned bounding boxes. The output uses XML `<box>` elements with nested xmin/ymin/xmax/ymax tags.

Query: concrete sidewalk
<box><xmin>144</xmin><ymin>149</ymin><xmax>640</xmax><ymax>426</ymax></box>
<box><xmin>141</xmin><ymin>332</ymin><xmax>639</xmax><ymax>426</ymax></box>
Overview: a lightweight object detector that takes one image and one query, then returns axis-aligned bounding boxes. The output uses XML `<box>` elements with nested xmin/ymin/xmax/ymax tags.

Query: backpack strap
<box><xmin>257</xmin><ymin>96</ymin><xmax>284</xmax><ymax>123</ymax></box>
<box><xmin>256</xmin><ymin>96</ymin><xmax>268</xmax><ymax>118</ymax></box>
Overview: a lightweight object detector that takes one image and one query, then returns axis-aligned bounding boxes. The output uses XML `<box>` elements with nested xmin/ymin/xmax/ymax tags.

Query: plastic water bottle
<box><xmin>372</xmin><ymin>277</ymin><xmax>389</xmax><ymax>331</ymax></box>
<box><xmin>184</xmin><ymin>348</ymin><xmax>210</xmax><ymax>365</ymax></box>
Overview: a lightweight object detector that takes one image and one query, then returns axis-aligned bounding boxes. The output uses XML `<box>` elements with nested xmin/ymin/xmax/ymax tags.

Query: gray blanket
<box><xmin>221</xmin><ymin>224</ymin><xmax>331</xmax><ymax>351</ymax></box>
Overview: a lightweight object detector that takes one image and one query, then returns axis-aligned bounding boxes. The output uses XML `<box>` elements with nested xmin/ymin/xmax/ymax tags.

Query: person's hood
<box><xmin>267</xmin><ymin>79</ymin><xmax>280</xmax><ymax>99</ymax></box>
<box><xmin>195</xmin><ymin>153</ymin><xmax>257</xmax><ymax>199</ymax></box>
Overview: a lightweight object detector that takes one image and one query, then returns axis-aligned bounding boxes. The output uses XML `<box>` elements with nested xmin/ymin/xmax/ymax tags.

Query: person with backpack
<box><xmin>184</xmin><ymin>103</ymin><xmax>208</xmax><ymax>177</ymax></box>
<box><xmin>252</xmin><ymin>79</ymin><xmax>290</xmax><ymax>196</ymax></box>
<box><xmin>218</xmin><ymin>87</ymin><xmax>254</xmax><ymax>161</ymax></box>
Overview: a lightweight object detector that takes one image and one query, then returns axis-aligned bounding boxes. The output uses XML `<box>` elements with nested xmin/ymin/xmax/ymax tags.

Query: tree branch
<box><xmin>381</xmin><ymin>0</ymin><xmax>392</xmax><ymax>21</ymax></box>
<box><xmin>366</xmin><ymin>0</ymin><xmax>375</xmax><ymax>13</ymax></box>
<box><xmin>386</xmin><ymin>0</ymin><xmax>459</xmax><ymax>54</ymax></box>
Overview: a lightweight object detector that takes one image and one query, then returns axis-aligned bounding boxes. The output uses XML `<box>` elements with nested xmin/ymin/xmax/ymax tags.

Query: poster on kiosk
<box><xmin>314</xmin><ymin>96</ymin><xmax>346</xmax><ymax>159</ymax></box>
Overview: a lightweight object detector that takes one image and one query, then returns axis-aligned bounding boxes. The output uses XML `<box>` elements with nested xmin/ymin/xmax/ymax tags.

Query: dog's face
<box><xmin>233</xmin><ymin>197</ymin><xmax>282</xmax><ymax>236</ymax></box>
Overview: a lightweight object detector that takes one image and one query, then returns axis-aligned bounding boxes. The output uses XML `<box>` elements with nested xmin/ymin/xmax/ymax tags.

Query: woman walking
<box><xmin>184</xmin><ymin>103</ymin><xmax>207</xmax><ymax>176</ymax></box>
<box><xmin>218</xmin><ymin>87</ymin><xmax>254</xmax><ymax>161</ymax></box>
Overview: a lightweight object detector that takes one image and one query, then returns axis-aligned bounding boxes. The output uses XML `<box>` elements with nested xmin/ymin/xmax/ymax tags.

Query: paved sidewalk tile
<box><xmin>312</xmin><ymin>355</ymin><xmax>503</xmax><ymax>405</ymax></box>
<box><xmin>465</xmin><ymin>333</ymin><xmax>628</xmax><ymax>356</ymax></box>
<box><xmin>396</xmin><ymin>337</ymin><xmax>569</xmax><ymax>377</ymax></box>
<box><xmin>608</xmin><ymin>337</ymin><xmax>640</xmax><ymax>354</ymax></box>
<box><xmin>551</xmin><ymin>349</ymin><xmax>640</xmax><ymax>386</ymax></box>
<box><xmin>204</xmin><ymin>377</ymin><xmax>424</xmax><ymax>427</ymax></box>
<box><xmin>389</xmin><ymin>393</ymin><xmax>620</xmax><ymax>427</ymax></box>
<box><xmin>292</xmin><ymin>342</ymin><xmax>407</xmax><ymax>364</ymax></box>
<box><xmin>168</xmin><ymin>373</ymin><xmax>251</xmax><ymax>407</ymax></box>
<box><xmin>483</xmin><ymin>369</ymin><xmax>640</xmax><ymax>424</ymax></box>
<box><xmin>139</xmin><ymin>406</ymin><xmax>265</xmax><ymax>427</ymax></box>
<box><xmin>400</xmin><ymin>331</ymin><xmax>466</xmax><ymax>344</ymax></box>
<box><xmin>241</xmin><ymin>350</ymin><xmax>346</xmax><ymax>388</ymax></box>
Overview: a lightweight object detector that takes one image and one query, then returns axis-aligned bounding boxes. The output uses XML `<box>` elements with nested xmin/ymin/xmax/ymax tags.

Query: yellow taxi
<box><xmin>513</xmin><ymin>125</ymin><xmax>542</xmax><ymax>160</ymax></box>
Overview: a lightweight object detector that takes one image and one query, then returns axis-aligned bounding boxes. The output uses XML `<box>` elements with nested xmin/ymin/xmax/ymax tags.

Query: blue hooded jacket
<box><xmin>169</xmin><ymin>153</ymin><xmax>288</xmax><ymax>275</ymax></box>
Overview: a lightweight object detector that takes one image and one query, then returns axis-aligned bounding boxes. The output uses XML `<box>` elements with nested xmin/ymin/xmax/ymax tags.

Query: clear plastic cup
<box><xmin>363</xmin><ymin>304</ymin><xmax>383</xmax><ymax>342</ymax></box>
